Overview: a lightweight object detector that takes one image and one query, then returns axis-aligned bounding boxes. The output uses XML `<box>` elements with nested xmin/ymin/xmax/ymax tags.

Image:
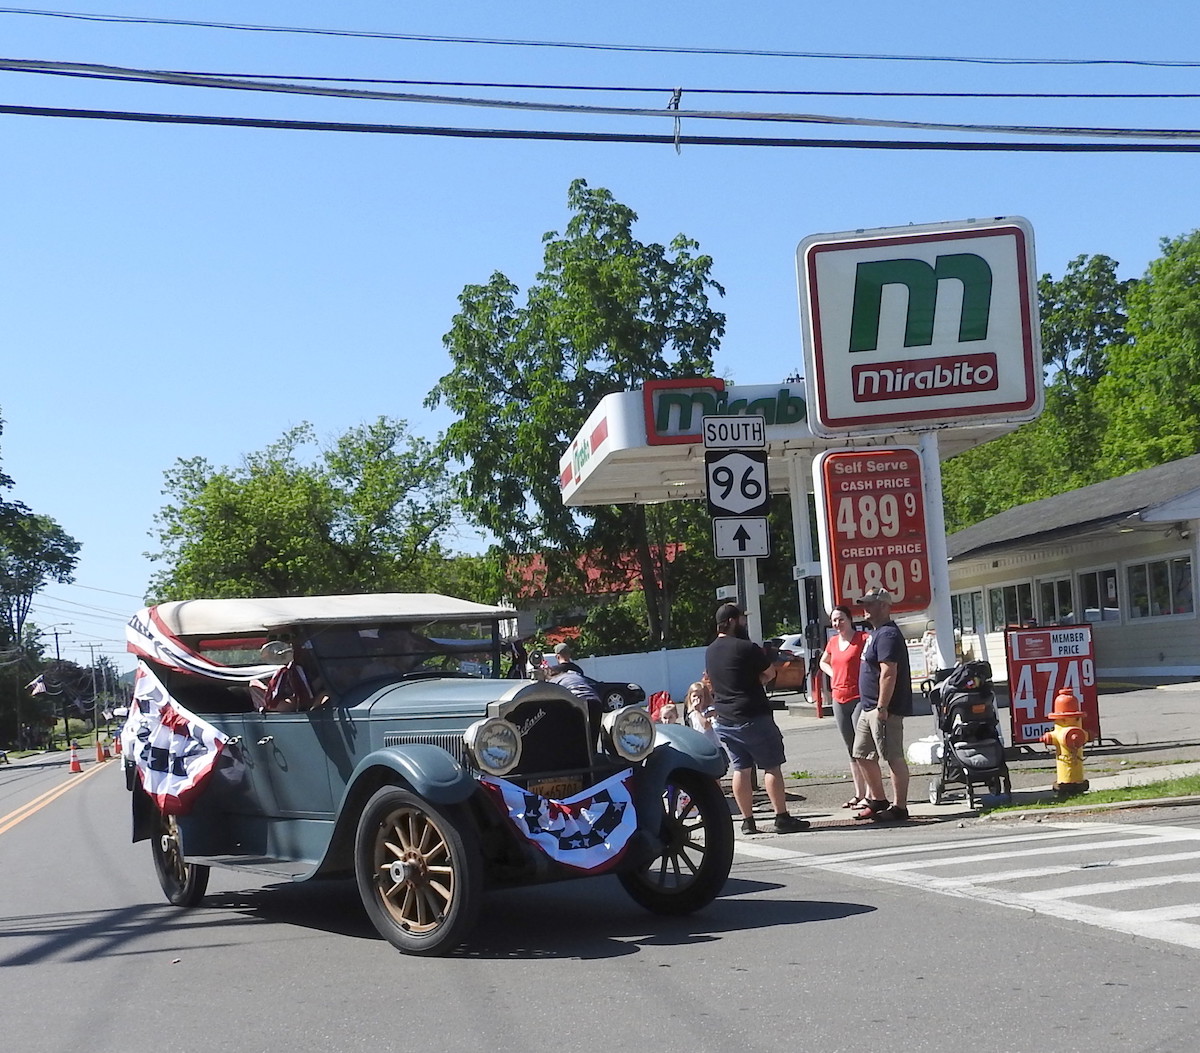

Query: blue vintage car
<box><xmin>122</xmin><ymin>593</ymin><xmax>731</xmax><ymax>955</ymax></box>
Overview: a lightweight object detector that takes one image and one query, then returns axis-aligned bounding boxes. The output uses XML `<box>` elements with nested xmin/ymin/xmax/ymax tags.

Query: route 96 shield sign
<box><xmin>705</xmin><ymin>450</ymin><xmax>769</xmax><ymax>518</ymax></box>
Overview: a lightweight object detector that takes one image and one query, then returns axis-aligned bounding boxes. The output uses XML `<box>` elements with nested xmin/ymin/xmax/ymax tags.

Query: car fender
<box><xmin>641</xmin><ymin>724</ymin><xmax>728</xmax><ymax>783</ymax></box>
<box><xmin>343</xmin><ymin>744</ymin><xmax>478</xmax><ymax>807</ymax></box>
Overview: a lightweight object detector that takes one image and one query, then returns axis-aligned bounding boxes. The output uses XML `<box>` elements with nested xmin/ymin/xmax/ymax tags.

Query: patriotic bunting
<box><xmin>480</xmin><ymin>768</ymin><xmax>637</xmax><ymax>872</ymax></box>
<box><xmin>120</xmin><ymin>661</ymin><xmax>229</xmax><ymax>815</ymax></box>
<box><xmin>126</xmin><ymin>606</ymin><xmax>280</xmax><ymax>683</ymax></box>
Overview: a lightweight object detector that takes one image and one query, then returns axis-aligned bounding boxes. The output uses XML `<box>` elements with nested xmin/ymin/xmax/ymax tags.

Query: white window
<box><xmin>1126</xmin><ymin>555</ymin><xmax>1194</xmax><ymax>618</ymax></box>
<box><xmin>1037</xmin><ymin>577</ymin><xmax>1074</xmax><ymax>626</ymax></box>
<box><xmin>987</xmin><ymin>582</ymin><xmax>1034</xmax><ymax>631</ymax></box>
<box><xmin>1077</xmin><ymin>567</ymin><xmax>1120</xmax><ymax>622</ymax></box>
<box><xmin>950</xmin><ymin>591</ymin><xmax>984</xmax><ymax>633</ymax></box>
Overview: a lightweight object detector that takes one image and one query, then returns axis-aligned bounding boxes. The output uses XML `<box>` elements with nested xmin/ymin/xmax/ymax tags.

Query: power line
<box><xmin>5</xmin><ymin>102</ymin><xmax>1200</xmax><ymax>150</ymax></box>
<box><xmin>2</xmin><ymin>8</ymin><xmax>1197</xmax><ymax>67</ymax></box>
<box><xmin>3</xmin><ymin>60</ymin><xmax>1198</xmax><ymax>140</ymax></box>
<box><xmin>7</xmin><ymin>62</ymin><xmax>1200</xmax><ymax>99</ymax></box>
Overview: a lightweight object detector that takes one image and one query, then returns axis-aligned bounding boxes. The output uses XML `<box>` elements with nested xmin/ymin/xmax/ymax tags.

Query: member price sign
<box><xmin>1005</xmin><ymin>625</ymin><xmax>1101</xmax><ymax>745</ymax></box>
<box><xmin>813</xmin><ymin>447</ymin><xmax>931</xmax><ymax>614</ymax></box>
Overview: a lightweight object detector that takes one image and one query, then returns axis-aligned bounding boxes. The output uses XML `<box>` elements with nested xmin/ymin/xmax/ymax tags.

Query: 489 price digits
<box><xmin>840</xmin><ymin>559</ymin><xmax>924</xmax><ymax>603</ymax></box>
<box><xmin>835</xmin><ymin>493</ymin><xmax>918</xmax><ymax>540</ymax></box>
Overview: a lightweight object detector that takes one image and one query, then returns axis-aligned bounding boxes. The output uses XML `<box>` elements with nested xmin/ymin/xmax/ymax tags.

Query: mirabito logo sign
<box><xmin>643</xmin><ymin>377</ymin><xmax>809</xmax><ymax>446</ymax></box>
<box><xmin>797</xmin><ymin>218</ymin><xmax>1043</xmax><ymax>437</ymax></box>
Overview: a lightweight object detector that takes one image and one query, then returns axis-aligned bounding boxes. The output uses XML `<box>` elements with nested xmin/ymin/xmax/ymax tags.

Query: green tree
<box><xmin>1098</xmin><ymin>229</ymin><xmax>1200</xmax><ymax>472</ymax></box>
<box><xmin>427</xmin><ymin>179</ymin><xmax>726</xmax><ymax>647</ymax></box>
<box><xmin>940</xmin><ymin>254</ymin><xmax>1133</xmax><ymax>531</ymax></box>
<box><xmin>148</xmin><ymin>418</ymin><xmax>464</xmax><ymax>600</ymax></box>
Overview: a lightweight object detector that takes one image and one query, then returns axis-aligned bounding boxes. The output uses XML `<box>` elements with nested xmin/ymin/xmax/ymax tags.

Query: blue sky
<box><xmin>3</xmin><ymin>2</ymin><xmax>1199</xmax><ymax>666</ymax></box>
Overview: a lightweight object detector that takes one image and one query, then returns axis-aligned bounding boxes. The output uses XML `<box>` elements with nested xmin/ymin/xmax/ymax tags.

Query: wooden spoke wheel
<box><xmin>354</xmin><ymin>787</ymin><xmax>482</xmax><ymax>955</ymax></box>
<box><xmin>151</xmin><ymin>811</ymin><xmax>210</xmax><ymax>908</ymax></box>
<box><xmin>618</xmin><ymin>769</ymin><xmax>734</xmax><ymax>915</ymax></box>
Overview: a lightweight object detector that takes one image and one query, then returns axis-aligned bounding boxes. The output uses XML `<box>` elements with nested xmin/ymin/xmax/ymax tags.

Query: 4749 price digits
<box><xmin>840</xmin><ymin>559</ymin><xmax>924</xmax><ymax>602</ymax></box>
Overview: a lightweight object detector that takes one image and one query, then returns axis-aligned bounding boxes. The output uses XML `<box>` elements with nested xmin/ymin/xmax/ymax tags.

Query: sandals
<box><xmin>853</xmin><ymin>799</ymin><xmax>889</xmax><ymax>820</ymax></box>
<box><xmin>842</xmin><ymin>796</ymin><xmax>867</xmax><ymax>809</ymax></box>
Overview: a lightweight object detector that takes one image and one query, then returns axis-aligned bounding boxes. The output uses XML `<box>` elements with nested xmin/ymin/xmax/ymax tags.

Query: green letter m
<box><xmin>848</xmin><ymin>253</ymin><xmax>992</xmax><ymax>352</ymax></box>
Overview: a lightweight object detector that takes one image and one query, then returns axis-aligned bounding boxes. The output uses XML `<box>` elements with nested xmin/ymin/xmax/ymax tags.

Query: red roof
<box><xmin>511</xmin><ymin>545</ymin><xmax>684</xmax><ymax>600</ymax></box>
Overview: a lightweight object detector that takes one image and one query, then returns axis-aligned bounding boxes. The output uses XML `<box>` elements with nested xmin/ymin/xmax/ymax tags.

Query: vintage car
<box><xmin>121</xmin><ymin>593</ymin><xmax>732</xmax><ymax>955</ymax></box>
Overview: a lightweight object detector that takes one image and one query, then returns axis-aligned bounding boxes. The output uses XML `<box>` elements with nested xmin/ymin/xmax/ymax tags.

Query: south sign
<box><xmin>813</xmin><ymin>447</ymin><xmax>931</xmax><ymax>614</ymax></box>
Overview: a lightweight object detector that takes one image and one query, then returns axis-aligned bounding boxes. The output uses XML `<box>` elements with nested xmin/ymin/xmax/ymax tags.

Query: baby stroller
<box><xmin>925</xmin><ymin>661</ymin><xmax>1012</xmax><ymax>809</ymax></box>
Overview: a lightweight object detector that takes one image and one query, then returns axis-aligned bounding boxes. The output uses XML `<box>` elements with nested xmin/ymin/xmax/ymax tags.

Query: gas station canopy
<box><xmin>558</xmin><ymin>377</ymin><xmax>1017</xmax><ymax>508</ymax></box>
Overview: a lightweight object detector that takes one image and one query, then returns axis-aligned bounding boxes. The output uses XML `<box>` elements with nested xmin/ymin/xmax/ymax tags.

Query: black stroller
<box><xmin>924</xmin><ymin>661</ymin><xmax>1012</xmax><ymax>809</ymax></box>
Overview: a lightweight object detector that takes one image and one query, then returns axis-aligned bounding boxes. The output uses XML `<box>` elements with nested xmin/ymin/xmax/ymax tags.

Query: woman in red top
<box><xmin>819</xmin><ymin>605</ymin><xmax>871</xmax><ymax>809</ymax></box>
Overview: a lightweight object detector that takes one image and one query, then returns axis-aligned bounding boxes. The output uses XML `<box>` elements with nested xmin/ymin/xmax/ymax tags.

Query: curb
<box><xmin>981</xmin><ymin>793</ymin><xmax>1200</xmax><ymax>822</ymax></box>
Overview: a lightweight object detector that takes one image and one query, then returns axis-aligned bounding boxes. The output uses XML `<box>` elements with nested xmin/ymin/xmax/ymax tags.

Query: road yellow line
<box><xmin>0</xmin><ymin>761</ymin><xmax>112</xmax><ymax>836</ymax></box>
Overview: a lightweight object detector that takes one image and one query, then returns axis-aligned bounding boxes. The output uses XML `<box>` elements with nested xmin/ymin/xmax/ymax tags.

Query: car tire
<box><xmin>618</xmin><ymin>769</ymin><xmax>734</xmax><ymax>916</ymax></box>
<box><xmin>151</xmin><ymin>810</ymin><xmax>210</xmax><ymax>908</ymax></box>
<box><xmin>354</xmin><ymin>786</ymin><xmax>483</xmax><ymax>956</ymax></box>
<box><xmin>605</xmin><ymin>691</ymin><xmax>627</xmax><ymax>711</ymax></box>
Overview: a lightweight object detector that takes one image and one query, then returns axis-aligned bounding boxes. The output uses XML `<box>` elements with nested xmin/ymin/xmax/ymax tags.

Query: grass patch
<box><xmin>987</xmin><ymin>773</ymin><xmax>1200</xmax><ymax>814</ymax></box>
<box><xmin>788</xmin><ymin>770</ymin><xmax>815</xmax><ymax>780</ymax></box>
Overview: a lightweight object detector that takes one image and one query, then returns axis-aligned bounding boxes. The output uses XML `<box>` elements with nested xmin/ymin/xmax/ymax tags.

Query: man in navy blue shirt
<box><xmin>851</xmin><ymin>587</ymin><xmax>913</xmax><ymax>822</ymax></box>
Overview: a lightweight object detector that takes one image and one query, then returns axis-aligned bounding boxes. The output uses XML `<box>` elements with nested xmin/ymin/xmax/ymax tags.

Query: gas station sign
<box><xmin>1005</xmin><ymin>625</ymin><xmax>1101</xmax><ymax>745</ymax></box>
<box><xmin>798</xmin><ymin>218</ymin><xmax>1042</xmax><ymax>438</ymax></box>
<box><xmin>813</xmin><ymin>447</ymin><xmax>931</xmax><ymax>614</ymax></box>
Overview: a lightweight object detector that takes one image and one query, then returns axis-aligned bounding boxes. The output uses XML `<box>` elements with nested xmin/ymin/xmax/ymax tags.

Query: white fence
<box><xmin>579</xmin><ymin>647</ymin><xmax>709</xmax><ymax>703</ymax></box>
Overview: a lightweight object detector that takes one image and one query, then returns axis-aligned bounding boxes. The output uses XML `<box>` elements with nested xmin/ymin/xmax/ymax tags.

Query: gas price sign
<box><xmin>813</xmin><ymin>448</ymin><xmax>931</xmax><ymax>614</ymax></box>
<box><xmin>1005</xmin><ymin>625</ymin><xmax>1100</xmax><ymax>745</ymax></box>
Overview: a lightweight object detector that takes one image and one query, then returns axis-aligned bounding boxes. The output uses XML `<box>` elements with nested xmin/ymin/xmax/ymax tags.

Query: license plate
<box><xmin>527</xmin><ymin>776</ymin><xmax>584</xmax><ymax>800</ymax></box>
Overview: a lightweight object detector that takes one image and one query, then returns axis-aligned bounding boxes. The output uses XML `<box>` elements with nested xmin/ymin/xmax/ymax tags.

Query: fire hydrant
<box><xmin>1040</xmin><ymin>688</ymin><xmax>1089</xmax><ymax>795</ymax></box>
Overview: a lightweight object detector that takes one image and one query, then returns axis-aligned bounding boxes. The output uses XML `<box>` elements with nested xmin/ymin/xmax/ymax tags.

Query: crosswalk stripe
<box><xmin>733</xmin><ymin>821</ymin><xmax>1200</xmax><ymax>951</ymax></box>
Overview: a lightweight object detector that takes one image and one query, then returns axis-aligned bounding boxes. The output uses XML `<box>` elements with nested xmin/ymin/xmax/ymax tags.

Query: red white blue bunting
<box><xmin>120</xmin><ymin>661</ymin><xmax>228</xmax><ymax>815</ymax></box>
<box><xmin>480</xmin><ymin>768</ymin><xmax>637</xmax><ymax>872</ymax></box>
<box><xmin>126</xmin><ymin>606</ymin><xmax>280</xmax><ymax>682</ymax></box>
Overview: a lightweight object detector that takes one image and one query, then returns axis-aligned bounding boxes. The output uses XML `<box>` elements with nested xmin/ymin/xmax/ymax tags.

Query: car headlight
<box><xmin>601</xmin><ymin>706</ymin><xmax>655</xmax><ymax>763</ymax></box>
<box><xmin>464</xmin><ymin>717</ymin><xmax>522</xmax><ymax>776</ymax></box>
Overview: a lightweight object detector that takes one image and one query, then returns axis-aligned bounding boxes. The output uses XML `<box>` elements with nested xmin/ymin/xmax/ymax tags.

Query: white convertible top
<box><xmin>148</xmin><ymin>593</ymin><xmax>516</xmax><ymax>637</ymax></box>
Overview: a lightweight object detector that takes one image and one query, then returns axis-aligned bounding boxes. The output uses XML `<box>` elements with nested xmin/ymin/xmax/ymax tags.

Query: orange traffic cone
<box><xmin>102</xmin><ymin>741</ymin><xmax>112</xmax><ymax>760</ymax></box>
<box><xmin>113</xmin><ymin>735</ymin><xmax>122</xmax><ymax>756</ymax></box>
<box><xmin>95</xmin><ymin>740</ymin><xmax>106</xmax><ymax>763</ymax></box>
<box><xmin>69</xmin><ymin>745</ymin><xmax>83</xmax><ymax>773</ymax></box>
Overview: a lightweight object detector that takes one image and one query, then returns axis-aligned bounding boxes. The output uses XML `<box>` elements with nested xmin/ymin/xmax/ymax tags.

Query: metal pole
<box><xmin>918</xmin><ymin>432</ymin><xmax>955</xmax><ymax>671</ymax></box>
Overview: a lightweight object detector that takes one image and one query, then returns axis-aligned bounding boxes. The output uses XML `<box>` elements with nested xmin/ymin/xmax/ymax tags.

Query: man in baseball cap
<box><xmin>705</xmin><ymin>603</ymin><xmax>808</xmax><ymax>834</ymax></box>
<box><xmin>851</xmin><ymin>587</ymin><xmax>914</xmax><ymax>822</ymax></box>
<box><xmin>552</xmin><ymin>641</ymin><xmax>583</xmax><ymax>674</ymax></box>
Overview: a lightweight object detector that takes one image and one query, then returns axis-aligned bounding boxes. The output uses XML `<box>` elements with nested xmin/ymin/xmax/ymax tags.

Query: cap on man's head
<box><xmin>860</xmin><ymin>587</ymin><xmax>895</xmax><ymax>605</ymax></box>
<box><xmin>715</xmin><ymin>602</ymin><xmax>744</xmax><ymax>625</ymax></box>
<box><xmin>553</xmin><ymin>642</ymin><xmax>573</xmax><ymax>657</ymax></box>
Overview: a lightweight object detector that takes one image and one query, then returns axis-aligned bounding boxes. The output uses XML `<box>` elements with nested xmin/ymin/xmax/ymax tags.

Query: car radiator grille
<box><xmin>382</xmin><ymin>732</ymin><xmax>471</xmax><ymax>768</ymax></box>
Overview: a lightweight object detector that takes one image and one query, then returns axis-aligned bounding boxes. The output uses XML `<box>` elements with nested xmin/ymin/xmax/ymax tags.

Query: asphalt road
<box><xmin>5</xmin><ymin>750</ymin><xmax>1200</xmax><ymax>1053</ymax></box>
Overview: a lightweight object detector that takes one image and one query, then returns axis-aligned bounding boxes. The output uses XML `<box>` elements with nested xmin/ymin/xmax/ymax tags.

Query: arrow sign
<box><xmin>712</xmin><ymin>517</ymin><xmax>770</xmax><ymax>559</ymax></box>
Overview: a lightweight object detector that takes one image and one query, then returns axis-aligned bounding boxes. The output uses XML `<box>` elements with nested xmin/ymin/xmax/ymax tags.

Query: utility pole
<box><xmin>40</xmin><ymin>626</ymin><xmax>72</xmax><ymax>749</ymax></box>
<box><xmin>82</xmin><ymin>642</ymin><xmax>100</xmax><ymax>739</ymax></box>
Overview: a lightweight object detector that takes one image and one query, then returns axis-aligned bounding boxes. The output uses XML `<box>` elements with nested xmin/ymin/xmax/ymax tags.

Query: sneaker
<box><xmin>872</xmin><ymin>805</ymin><xmax>910</xmax><ymax>823</ymax></box>
<box><xmin>740</xmin><ymin>818</ymin><xmax>758</xmax><ymax>834</ymax></box>
<box><xmin>773</xmin><ymin>814</ymin><xmax>810</xmax><ymax>833</ymax></box>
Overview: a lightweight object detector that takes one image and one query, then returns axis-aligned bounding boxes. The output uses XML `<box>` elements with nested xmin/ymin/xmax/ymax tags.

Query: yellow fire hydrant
<box><xmin>1040</xmin><ymin>688</ymin><xmax>1089</xmax><ymax>795</ymax></box>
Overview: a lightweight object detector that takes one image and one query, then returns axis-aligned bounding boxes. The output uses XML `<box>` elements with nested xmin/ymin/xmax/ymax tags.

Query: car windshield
<box><xmin>306</xmin><ymin>619</ymin><xmax>501</xmax><ymax>694</ymax></box>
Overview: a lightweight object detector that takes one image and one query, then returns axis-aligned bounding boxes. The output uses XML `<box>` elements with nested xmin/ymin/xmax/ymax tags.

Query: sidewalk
<box><xmin>743</xmin><ymin>679</ymin><xmax>1200</xmax><ymax>830</ymax></box>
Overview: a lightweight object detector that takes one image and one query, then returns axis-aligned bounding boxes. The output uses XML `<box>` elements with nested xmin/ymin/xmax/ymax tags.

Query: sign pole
<box><xmin>788</xmin><ymin>452</ymin><xmax>817</xmax><ymax>634</ymax></box>
<box><xmin>918</xmin><ymin>432</ymin><xmax>955</xmax><ymax>672</ymax></box>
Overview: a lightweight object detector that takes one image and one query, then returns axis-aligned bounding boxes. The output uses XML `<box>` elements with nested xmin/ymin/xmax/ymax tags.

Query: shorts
<box><xmin>715</xmin><ymin>713</ymin><xmax>787</xmax><ymax>772</ymax></box>
<box><xmin>833</xmin><ymin>698</ymin><xmax>862</xmax><ymax>754</ymax></box>
<box><xmin>851</xmin><ymin>709</ymin><xmax>906</xmax><ymax>765</ymax></box>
